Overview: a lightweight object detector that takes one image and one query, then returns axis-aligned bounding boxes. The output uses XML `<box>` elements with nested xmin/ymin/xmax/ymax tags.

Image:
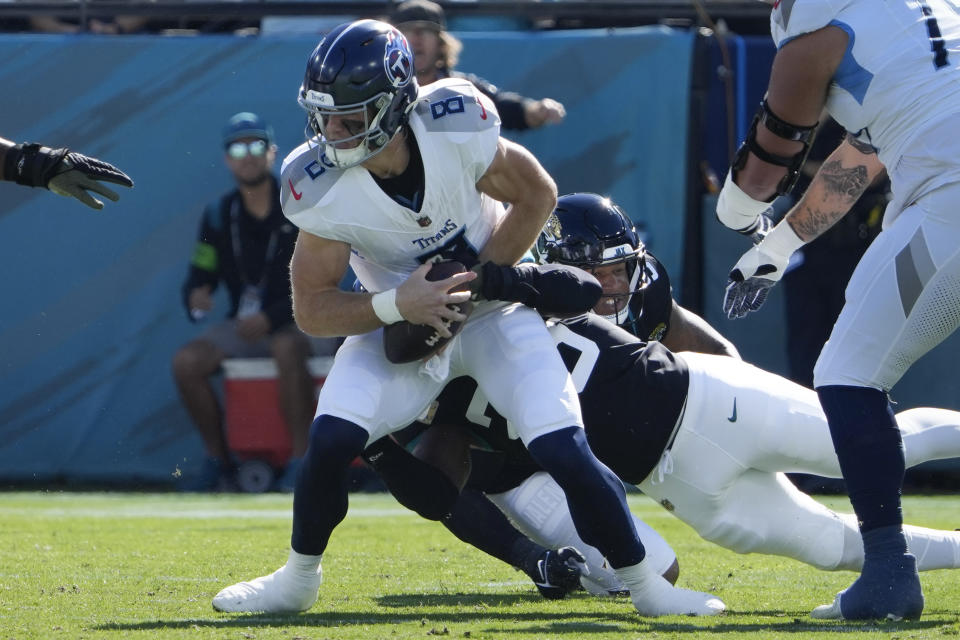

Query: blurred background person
<box><xmin>172</xmin><ymin>112</ymin><xmax>315</xmax><ymax>492</ymax></box>
<box><xmin>390</xmin><ymin>0</ymin><xmax>565</xmax><ymax>131</ymax></box>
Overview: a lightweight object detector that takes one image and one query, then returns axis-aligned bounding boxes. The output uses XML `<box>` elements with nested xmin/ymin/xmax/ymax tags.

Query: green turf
<box><xmin>1</xmin><ymin>491</ymin><xmax>958</xmax><ymax>639</ymax></box>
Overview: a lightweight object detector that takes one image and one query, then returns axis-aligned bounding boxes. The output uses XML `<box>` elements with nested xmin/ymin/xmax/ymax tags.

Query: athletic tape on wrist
<box><xmin>716</xmin><ymin>169</ymin><xmax>773</xmax><ymax>233</ymax></box>
<box><xmin>762</xmin><ymin>220</ymin><xmax>806</xmax><ymax>260</ymax></box>
<box><xmin>371</xmin><ymin>289</ymin><xmax>404</xmax><ymax>325</ymax></box>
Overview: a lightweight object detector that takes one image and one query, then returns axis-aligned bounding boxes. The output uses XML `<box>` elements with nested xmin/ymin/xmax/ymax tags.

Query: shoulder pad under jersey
<box><xmin>771</xmin><ymin>0</ymin><xmax>844</xmax><ymax>48</ymax></box>
<box><xmin>280</xmin><ymin>140</ymin><xmax>345</xmax><ymax>217</ymax></box>
<box><xmin>414</xmin><ymin>77</ymin><xmax>501</xmax><ymax>134</ymax></box>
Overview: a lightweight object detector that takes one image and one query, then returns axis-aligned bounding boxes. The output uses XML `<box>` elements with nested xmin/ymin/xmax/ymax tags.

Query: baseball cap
<box><xmin>222</xmin><ymin>112</ymin><xmax>275</xmax><ymax>147</ymax></box>
<box><xmin>391</xmin><ymin>0</ymin><xmax>446</xmax><ymax>31</ymax></box>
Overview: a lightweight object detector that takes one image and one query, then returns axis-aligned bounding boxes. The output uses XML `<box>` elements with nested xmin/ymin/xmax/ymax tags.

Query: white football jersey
<box><xmin>771</xmin><ymin>0</ymin><xmax>960</xmax><ymax>168</ymax></box>
<box><xmin>281</xmin><ymin>78</ymin><xmax>502</xmax><ymax>293</ymax></box>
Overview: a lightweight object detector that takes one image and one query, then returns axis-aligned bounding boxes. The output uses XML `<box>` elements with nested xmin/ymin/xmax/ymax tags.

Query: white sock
<box><xmin>286</xmin><ymin>549</ymin><xmax>322</xmax><ymax>577</ymax></box>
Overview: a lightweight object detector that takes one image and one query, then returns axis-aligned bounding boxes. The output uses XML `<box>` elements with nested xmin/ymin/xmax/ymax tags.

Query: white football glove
<box><xmin>716</xmin><ymin>169</ymin><xmax>775</xmax><ymax>235</ymax></box>
<box><xmin>723</xmin><ymin>221</ymin><xmax>805</xmax><ymax>319</ymax></box>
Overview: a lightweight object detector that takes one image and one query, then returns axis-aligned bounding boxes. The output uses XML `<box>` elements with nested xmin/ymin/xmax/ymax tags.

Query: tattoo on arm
<box><xmin>820</xmin><ymin>159</ymin><xmax>869</xmax><ymax>198</ymax></box>
<box><xmin>789</xmin><ymin>158</ymin><xmax>870</xmax><ymax>239</ymax></box>
<box><xmin>791</xmin><ymin>204</ymin><xmax>838</xmax><ymax>239</ymax></box>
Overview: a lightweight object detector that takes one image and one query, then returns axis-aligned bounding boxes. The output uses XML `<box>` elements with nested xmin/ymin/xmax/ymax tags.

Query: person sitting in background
<box><xmin>0</xmin><ymin>136</ymin><xmax>133</xmax><ymax>209</ymax></box>
<box><xmin>390</xmin><ymin>0</ymin><xmax>565</xmax><ymax>131</ymax></box>
<box><xmin>172</xmin><ymin>112</ymin><xmax>315</xmax><ymax>493</ymax></box>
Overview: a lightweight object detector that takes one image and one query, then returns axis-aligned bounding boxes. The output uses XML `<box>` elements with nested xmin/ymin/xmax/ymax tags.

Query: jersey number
<box><xmin>463</xmin><ymin>323</ymin><xmax>602</xmax><ymax>438</ymax></box>
<box><xmin>921</xmin><ymin>1</ymin><xmax>953</xmax><ymax>69</ymax></box>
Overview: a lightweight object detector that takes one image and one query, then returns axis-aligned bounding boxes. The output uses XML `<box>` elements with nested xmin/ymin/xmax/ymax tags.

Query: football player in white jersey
<box><xmin>0</xmin><ymin>135</ymin><xmax>133</xmax><ymax>209</ymax></box>
<box><xmin>212</xmin><ymin>19</ymin><xmax>723</xmax><ymax>618</ymax></box>
<box><xmin>716</xmin><ymin>0</ymin><xmax>960</xmax><ymax>621</ymax></box>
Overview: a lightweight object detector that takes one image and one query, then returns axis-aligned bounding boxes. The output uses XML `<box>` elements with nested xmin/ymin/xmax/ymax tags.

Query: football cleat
<box><xmin>810</xmin><ymin>554</ymin><xmax>923</xmax><ymax>621</ymax></box>
<box><xmin>212</xmin><ymin>564</ymin><xmax>322</xmax><ymax>614</ymax></box>
<box><xmin>529</xmin><ymin>547</ymin><xmax>586</xmax><ymax>600</ymax></box>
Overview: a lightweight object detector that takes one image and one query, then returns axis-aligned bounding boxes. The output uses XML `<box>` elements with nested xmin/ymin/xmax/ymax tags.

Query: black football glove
<box><xmin>6</xmin><ymin>143</ymin><xmax>133</xmax><ymax>209</ymax></box>
<box><xmin>470</xmin><ymin>262</ymin><xmax>602</xmax><ymax>317</ymax></box>
<box><xmin>527</xmin><ymin>546</ymin><xmax>587</xmax><ymax>600</ymax></box>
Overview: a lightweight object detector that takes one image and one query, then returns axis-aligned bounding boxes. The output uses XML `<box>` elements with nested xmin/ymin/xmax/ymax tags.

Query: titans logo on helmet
<box><xmin>384</xmin><ymin>31</ymin><xmax>413</xmax><ymax>88</ymax></box>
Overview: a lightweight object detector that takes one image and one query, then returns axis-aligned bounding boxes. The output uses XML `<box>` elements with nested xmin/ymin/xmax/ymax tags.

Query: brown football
<box><xmin>383</xmin><ymin>261</ymin><xmax>475</xmax><ymax>364</ymax></box>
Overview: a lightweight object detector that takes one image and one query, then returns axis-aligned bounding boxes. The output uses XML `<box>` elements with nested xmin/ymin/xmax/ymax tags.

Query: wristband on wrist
<box><xmin>371</xmin><ymin>289</ymin><xmax>404</xmax><ymax>325</ymax></box>
<box><xmin>2</xmin><ymin>143</ymin><xmax>25</xmax><ymax>183</ymax></box>
<box><xmin>716</xmin><ymin>169</ymin><xmax>774</xmax><ymax>233</ymax></box>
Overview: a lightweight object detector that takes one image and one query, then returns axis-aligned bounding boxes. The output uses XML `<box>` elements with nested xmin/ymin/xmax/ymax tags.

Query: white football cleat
<box><xmin>213</xmin><ymin>564</ymin><xmax>322</xmax><ymax>614</ymax></box>
<box><xmin>616</xmin><ymin>560</ymin><xmax>726</xmax><ymax>617</ymax></box>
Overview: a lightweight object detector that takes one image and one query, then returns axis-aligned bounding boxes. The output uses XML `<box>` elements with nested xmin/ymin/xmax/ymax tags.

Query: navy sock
<box><xmin>291</xmin><ymin>415</ymin><xmax>369</xmax><ymax>555</ymax></box>
<box><xmin>527</xmin><ymin>427</ymin><xmax>643</xmax><ymax>568</ymax></box>
<box><xmin>818</xmin><ymin>385</ymin><xmax>906</xmax><ymax>552</ymax></box>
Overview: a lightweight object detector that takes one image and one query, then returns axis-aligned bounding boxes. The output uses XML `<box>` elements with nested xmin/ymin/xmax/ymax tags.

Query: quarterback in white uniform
<box><xmin>716</xmin><ymin>0</ymin><xmax>960</xmax><ymax>621</ymax></box>
<box><xmin>212</xmin><ymin>19</ymin><xmax>723</xmax><ymax>618</ymax></box>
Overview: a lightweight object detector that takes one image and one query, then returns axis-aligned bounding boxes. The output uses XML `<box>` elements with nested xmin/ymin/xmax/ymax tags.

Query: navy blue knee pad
<box><xmin>291</xmin><ymin>415</ymin><xmax>369</xmax><ymax>555</ymax></box>
<box><xmin>527</xmin><ymin>427</ymin><xmax>643</xmax><ymax>568</ymax></box>
<box><xmin>818</xmin><ymin>385</ymin><xmax>905</xmax><ymax>536</ymax></box>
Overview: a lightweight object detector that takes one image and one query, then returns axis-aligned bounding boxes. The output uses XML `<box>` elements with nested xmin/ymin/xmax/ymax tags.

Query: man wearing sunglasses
<box><xmin>172</xmin><ymin>112</ymin><xmax>319</xmax><ymax>493</ymax></box>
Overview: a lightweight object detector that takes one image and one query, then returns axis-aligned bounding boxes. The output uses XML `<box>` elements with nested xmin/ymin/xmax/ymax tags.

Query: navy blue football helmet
<box><xmin>298</xmin><ymin>19</ymin><xmax>418</xmax><ymax>168</ymax></box>
<box><xmin>537</xmin><ymin>192</ymin><xmax>647</xmax><ymax>326</ymax></box>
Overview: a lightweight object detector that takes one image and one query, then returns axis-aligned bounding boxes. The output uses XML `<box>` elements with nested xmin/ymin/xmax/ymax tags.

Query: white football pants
<box><xmin>640</xmin><ymin>352</ymin><xmax>960</xmax><ymax>571</ymax></box>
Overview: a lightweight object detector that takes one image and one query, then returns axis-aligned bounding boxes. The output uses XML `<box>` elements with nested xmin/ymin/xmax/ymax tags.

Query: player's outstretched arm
<box><xmin>470</xmin><ymin>262</ymin><xmax>602</xmax><ymax>317</ymax></box>
<box><xmin>1</xmin><ymin>136</ymin><xmax>133</xmax><ymax>209</ymax></box>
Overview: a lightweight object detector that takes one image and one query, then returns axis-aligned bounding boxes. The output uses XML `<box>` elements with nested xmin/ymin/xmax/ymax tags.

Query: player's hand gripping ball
<box><xmin>383</xmin><ymin>261</ymin><xmax>475</xmax><ymax>364</ymax></box>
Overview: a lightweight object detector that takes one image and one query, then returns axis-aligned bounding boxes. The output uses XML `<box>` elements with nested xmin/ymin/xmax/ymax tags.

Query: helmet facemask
<box><xmin>297</xmin><ymin>20</ymin><xmax>418</xmax><ymax>170</ymax></box>
<box><xmin>587</xmin><ymin>247</ymin><xmax>646</xmax><ymax>326</ymax></box>
<box><xmin>299</xmin><ymin>89</ymin><xmax>399</xmax><ymax>169</ymax></box>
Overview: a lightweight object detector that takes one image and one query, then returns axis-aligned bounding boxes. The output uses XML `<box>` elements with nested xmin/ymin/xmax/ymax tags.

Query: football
<box><xmin>383</xmin><ymin>261</ymin><xmax>474</xmax><ymax>364</ymax></box>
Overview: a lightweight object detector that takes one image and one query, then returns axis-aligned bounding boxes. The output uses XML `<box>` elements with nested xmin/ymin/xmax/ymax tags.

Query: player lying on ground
<box><xmin>371</xmin><ymin>313</ymin><xmax>960</xmax><ymax>599</ymax></box>
<box><xmin>369</xmin><ymin>192</ymin><xmax>960</xmax><ymax>598</ymax></box>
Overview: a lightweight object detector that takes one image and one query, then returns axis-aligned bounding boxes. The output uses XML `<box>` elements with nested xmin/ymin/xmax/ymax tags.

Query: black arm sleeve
<box><xmin>477</xmin><ymin>262</ymin><xmax>602</xmax><ymax>317</ymax></box>
<box><xmin>180</xmin><ymin>203</ymin><xmax>222</xmax><ymax>322</ymax></box>
<box><xmin>362</xmin><ymin>436</ymin><xmax>460</xmax><ymax>521</ymax></box>
<box><xmin>442</xmin><ymin>487</ymin><xmax>544</xmax><ymax>570</ymax></box>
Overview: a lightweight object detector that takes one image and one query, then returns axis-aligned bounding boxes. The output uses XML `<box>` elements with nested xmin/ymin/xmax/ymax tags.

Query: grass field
<box><xmin>1</xmin><ymin>491</ymin><xmax>959</xmax><ymax>639</ymax></box>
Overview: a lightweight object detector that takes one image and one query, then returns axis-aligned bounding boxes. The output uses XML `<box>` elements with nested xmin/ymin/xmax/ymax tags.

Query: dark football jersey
<box><xmin>620</xmin><ymin>252</ymin><xmax>673</xmax><ymax>342</ymax></box>
<box><xmin>422</xmin><ymin>313</ymin><xmax>690</xmax><ymax>489</ymax></box>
